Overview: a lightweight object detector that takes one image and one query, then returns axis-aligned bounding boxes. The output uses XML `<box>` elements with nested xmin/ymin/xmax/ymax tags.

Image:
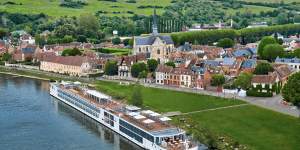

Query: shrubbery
<box><xmin>246</xmin><ymin>89</ymin><xmax>273</xmax><ymax>97</ymax></box>
<box><xmin>60</xmin><ymin>0</ymin><xmax>88</xmax><ymax>9</ymax></box>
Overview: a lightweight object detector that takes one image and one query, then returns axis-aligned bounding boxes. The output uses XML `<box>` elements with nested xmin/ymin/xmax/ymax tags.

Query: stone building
<box><xmin>133</xmin><ymin>8</ymin><xmax>175</xmax><ymax>64</ymax></box>
<box><xmin>40</xmin><ymin>56</ymin><xmax>97</xmax><ymax>77</ymax></box>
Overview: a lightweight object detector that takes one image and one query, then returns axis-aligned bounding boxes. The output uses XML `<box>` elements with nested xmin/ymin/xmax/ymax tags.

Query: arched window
<box><xmin>157</xmin><ymin>49</ymin><xmax>160</xmax><ymax>54</ymax></box>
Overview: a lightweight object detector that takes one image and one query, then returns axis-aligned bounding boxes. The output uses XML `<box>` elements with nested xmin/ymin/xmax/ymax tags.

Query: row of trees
<box><xmin>171</xmin><ymin>24</ymin><xmax>300</xmax><ymax>46</ymax></box>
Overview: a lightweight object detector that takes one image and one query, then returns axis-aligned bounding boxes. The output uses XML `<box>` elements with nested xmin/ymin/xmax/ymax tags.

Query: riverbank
<box><xmin>0</xmin><ymin>71</ymin><xmax>50</xmax><ymax>81</ymax></box>
<box><xmin>1</xmin><ymin>67</ymin><xmax>300</xmax><ymax>149</ymax></box>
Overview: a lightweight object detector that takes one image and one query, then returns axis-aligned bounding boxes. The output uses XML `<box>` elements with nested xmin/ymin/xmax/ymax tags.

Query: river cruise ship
<box><xmin>50</xmin><ymin>81</ymin><xmax>198</xmax><ymax>150</ymax></box>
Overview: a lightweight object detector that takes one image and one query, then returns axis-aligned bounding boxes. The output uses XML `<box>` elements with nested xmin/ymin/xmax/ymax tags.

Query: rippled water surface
<box><xmin>0</xmin><ymin>75</ymin><xmax>142</xmax><ymax>150</ymax></box>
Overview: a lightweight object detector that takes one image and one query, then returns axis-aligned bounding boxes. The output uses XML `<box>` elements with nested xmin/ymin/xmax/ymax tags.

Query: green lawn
<box><xmin>184</xmin><ymin>105</ymin><xmax>300</xmax><ymax>150</ymax></box>
<box><xmin>0</xmin><ymin>0</ymin><xmax>171</xmax><ymax>17</ymax></box>
<box><xmin>95</xmin><ymin>81</ymin><xmax>244</xmax><ymax>113</ymax></box>
<box><xmin>95</xmin><ymin>80</ymin><xmax>300</xmax><ymax>149</ymax></box>
<box><xmin>96</xmin><ymin>48</ymin><xmax>131</xmax><ymax>56</ymax></box>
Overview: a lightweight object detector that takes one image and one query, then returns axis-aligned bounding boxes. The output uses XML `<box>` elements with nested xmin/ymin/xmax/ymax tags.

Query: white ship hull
<box><xmin>50</xmin><ymin>83</ymin><xmax>198</xmax><ymax>150</ymax></box>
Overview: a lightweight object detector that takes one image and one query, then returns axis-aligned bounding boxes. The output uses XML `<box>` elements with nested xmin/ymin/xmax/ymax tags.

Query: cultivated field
<box><xmin>0</xmin><ymin>0</ymin><xmax>171</xmax><ymax>17</ymax></box>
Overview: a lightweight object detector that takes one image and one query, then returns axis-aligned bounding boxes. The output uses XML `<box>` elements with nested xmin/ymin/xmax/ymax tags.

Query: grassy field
<box><xmin>0</xmin><ymin>0</ymin><xmax>171</xmax><ymax>17</ymax></box>
<box><xmin>227</xmin><ymin>5</ymin><xmax>275</xmax><ymax>15</ymax></box>
<box><xmin>184</xmin><ymin>105</ymin><xmax>300</xmax><ymax>150</ymax></box>
<box><xmin>95</xmin><ymin>80</ymin><xmax>244</xmax><ymax>113</ymax></box>
<box><xmin>95</xmin><ymin>80</ymin><xmax>300</xmax><ymax>150</ymax></box>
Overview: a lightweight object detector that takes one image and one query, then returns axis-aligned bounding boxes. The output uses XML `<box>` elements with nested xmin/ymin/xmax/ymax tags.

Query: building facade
<box><xmin>40</xmin><ymin>56</ymin><xmax>95</xmax><ymax>77</ymax></box>
<box><xmin>133</xmin><ymin>8</ymin><xmax>175</xmax><ymax>63</ymax></box>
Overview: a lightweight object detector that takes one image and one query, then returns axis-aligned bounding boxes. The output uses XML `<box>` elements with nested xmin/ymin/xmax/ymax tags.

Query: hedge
<box><xmin>246</xmin><ymin>89</ymin><xmax>273</xmax><ymax>97</ymax></box>
<box><xmin>171</xmin><ymin>24</ymin><xmax>300</xmax><ymax>45</ymax></box>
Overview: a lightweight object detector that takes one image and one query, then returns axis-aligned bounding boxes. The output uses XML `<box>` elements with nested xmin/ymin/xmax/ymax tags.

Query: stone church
<box><xmin>133</xmin><ymin>8</ymin><xmax>175</xmax><ymax>64</ymax></box>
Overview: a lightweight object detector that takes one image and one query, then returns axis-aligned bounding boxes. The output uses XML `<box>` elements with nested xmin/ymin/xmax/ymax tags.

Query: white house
<box><xmin>155</xmin><ymin>65</ymin><xmax>173</xmax><ymax>85</ymax></box>
<box><xmin>275</xmin><ymin>57</ymin><xmax>300</xmax><ymax>72</ymax></box>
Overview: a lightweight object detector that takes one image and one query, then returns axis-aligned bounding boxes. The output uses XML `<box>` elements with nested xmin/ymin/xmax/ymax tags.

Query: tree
<box><xmin>211</xmin><ymin>74</ymin><xmax>225</xmax><ymax>86</ymax></box>
<box><xmin>257</xmin><ymin>36</ymin><xmax>277</xmax><ymax>58</ymax></box>
<box><xmin>131</xmin><ymin>62</ymin><xmax>147</xmax><ymax>78</ymax></box>
<box><xmin>54</xmin><ymin>24</ymin><xmax>76</xmax><ymax>38</ymax></box>
<box><xmin>62</xmin><ymin>35</ymin><xmax>74</xmax><ymax>43</ymax></box>
<box><xmin>276</xmin><ymin>13</ymin><xmax>288</xmax><ymax>25</ymax></box>
<box><xmin>0</xmin><ymin>28</ymin><xmax>9</xmax><ymax>39</ymax></box>
<box><xmin>1</xmin><ymin>53</ymin><xmax>12</xmax><ymax>61</ymax></box>
<box><xmin>112</xmin><ymin>37</ymin><xmax>121</xmax><ymax>45</ymax></box>
<box><xmin>78</xmin><ymin>13</ymin><xmax>100</xmax><ymax>38</ymax></box>
<box><xmin>104</xmin><ymin>60</ymin><xmax>118</xmax><ymax>76</ymax></box>
<box><xmin>293</xmin><ymin>48</ymin><xmax>300</xmax><ymax>58</ymax></box>
<box><xmin>217</xmin><ymin>38</ymin><xmax>234</xmax><ymax>48</ymax></box>
<box><xmin>34</xmin><ymin>34</ymin><xmax>46</xmax><ymax>47</ymax></box>
<box><xmin>294</xmin><ymin>15</ymin><xmax>300</xmax><ymax>24</ymax></box>
<box><xmin>234</xmin><ymin>72</ymin><xmax>253</xmax><ymax>90</ymax></box>
<box><xmin>129</xmin><ymin>84</ymin><xmax>143</xmax><ymax>107</ymax></box>
<box><xmin>77</xmin><ymin>35</ymin><xmax>87</xmax><ymax>43</ymax></box>
<box><xmin>165</xmin><ymin>61</ymin><xmax>175</xmax><ymax>68</ymax></box>
<box><xmin>147</xmin><ymin>59</ymin><xmax>158</xmax><ymax>72</ymax></box>
<box><xmin>254</xmin><ymin>63</ymin><xmax>274</xmax><ymax>75</ymax></box>
<box><xmin>61</xmin><ymin>48</ymin><xmax>82</xmax><ymax>56</ymax></box>
<box><xmin>262</xmin><ymin>44</ymin><xmax>284</xmax><ymax>61</ymax></box>
<box><xmin>282</xmin><ymin>72</ymin><xmax>300</xmax><ymax>108</ymax></box>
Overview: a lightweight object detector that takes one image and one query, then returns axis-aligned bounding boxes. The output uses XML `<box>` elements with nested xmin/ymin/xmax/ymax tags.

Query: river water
<box><xmin>0</xmin><ymin>75</ymin><xmax>142</xmax><ymax>150</ymax></box>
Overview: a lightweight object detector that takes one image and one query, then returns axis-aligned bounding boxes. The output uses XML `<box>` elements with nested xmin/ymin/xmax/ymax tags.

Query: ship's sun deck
<box><xmin>58</xmin><ymin>83</ymin><xmax>180</xmax><ymax>132</ymax></box>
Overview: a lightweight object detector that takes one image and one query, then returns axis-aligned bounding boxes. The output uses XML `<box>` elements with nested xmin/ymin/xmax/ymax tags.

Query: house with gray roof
<box><xmin>275</xmin><ymin>57</ymin><xmax>300</xmax><ymax>72</ymax></box>
<box><xmin>133</xmin><ymin>8</ymin><xmax>175</xmax><ymax>64</ymax></box>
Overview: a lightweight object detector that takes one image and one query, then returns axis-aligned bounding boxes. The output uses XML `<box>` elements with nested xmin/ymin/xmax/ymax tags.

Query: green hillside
<box><xmin>0</xmin><ymin>0</ymin><xmax>171</xmax><ymax>17</ymax></box>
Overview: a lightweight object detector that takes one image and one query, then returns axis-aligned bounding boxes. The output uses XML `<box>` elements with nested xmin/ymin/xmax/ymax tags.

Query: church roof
<box><xmin>135</xmin><ymin>35</ymin><xmax>174</xmax><ymax>46</ymax></box>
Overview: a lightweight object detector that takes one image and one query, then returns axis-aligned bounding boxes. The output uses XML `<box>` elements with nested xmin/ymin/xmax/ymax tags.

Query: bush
<box><xmin>254</xmin><ymin>62</ymin><xmax>274</xmax><ymax>75</ymax></box>
<box><xmin>60</xmin><ymin>0</ymin><xmax>88</xmax><ymax>9</ymax></box>
<box><xmin>112</xmin><ymin>37</ymin><xmax>121</xmax><ymax>45</ymax></box>
<box><xmin>125</xmin><ymin>0</ymin><xmax>136</xmax><ymax>3</ymax></box>
<box><xmin>104</xmin><ymin>60</ymin><xmax>118</xmax><ymax>76</ymax></box>
<box><xmin>217</xmin><ymin>38</ymin><xmax>234</xmax><ymax>48</ymax></box>
<box><xmin>61</xmin><ymin>48</ymin><xmax>82</xmax><ymax>56</ymax></box>
<box><xmin>246</xmin><ymin>89</ymin><xmax>273</xmax><ymax>97</ymax></box>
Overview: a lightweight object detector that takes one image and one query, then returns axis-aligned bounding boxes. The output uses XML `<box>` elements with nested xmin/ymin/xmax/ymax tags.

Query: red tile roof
<box><xmin>251</xmin><ymin>72</ymin><xmax>277</xmax><ymax>84</ymax></box>
<box><xmin>43</xmin><ymin>56</ymin><xmax>91</xmax><ymax>66</ymax></box>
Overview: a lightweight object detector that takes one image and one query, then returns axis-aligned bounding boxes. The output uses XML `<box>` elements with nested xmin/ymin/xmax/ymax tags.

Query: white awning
<box><xmin>134</xmin><ymin>115</ymin><xmax>146</xmax><ymax>120</ymax></box>
<box><xmin>141</xmin><ymin>110</ymin><xmax>155</xmax><ymax>114</ymax></box>
<box><xmin>128</xmin><ymin>112</ymin><xmax>139</xmax><ymax>117</ymax></box>
<box><xmin>150</xmin><ymin>112</ymin><xmax>161</xmax><ymax>117</ymax></box>
<box><xmin>143</xmin><ymin>119</ymin><xmax>155</xmax><ymax>124</ymax></box>
<box><xmin>126</xmin><ymin>105</ymin><xmax>141</xmax><ymax>111</ymax></box>
<box><xmin>86</xmin><ymin>90</ymin><xmax>110</xmax><ymax>99</ymax></box>
<box><xmin>160</xmin><ymin>117</ymin><xmax>172</xmax><ymax>121</ymax></box>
